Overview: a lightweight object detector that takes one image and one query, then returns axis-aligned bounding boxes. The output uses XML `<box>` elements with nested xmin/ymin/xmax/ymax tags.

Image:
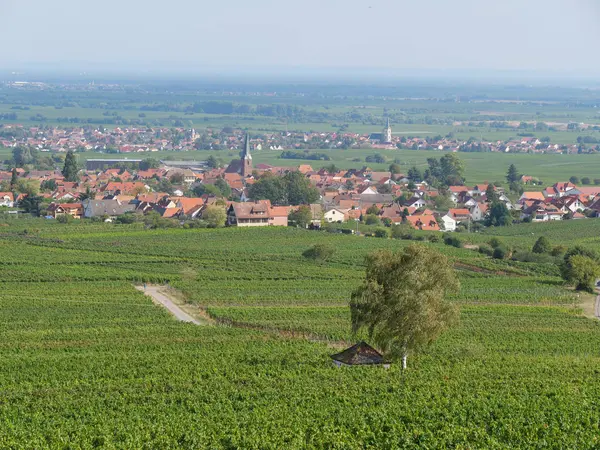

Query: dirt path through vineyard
<box><xmin>136</xmin><ymin>285</ymin><xmax>209</xmax><ymax>325</ymax></box>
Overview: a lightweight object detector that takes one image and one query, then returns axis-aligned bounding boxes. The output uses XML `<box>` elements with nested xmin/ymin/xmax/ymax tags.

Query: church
<box><xmin>368</xmin><ymin>118</ymin><xmax>392</xmax><ymax>144</ymax></box>
<box><xmin>225</xmin><ymin>134</ymin><xmax>253</xmax><ymax>177</ymax></box>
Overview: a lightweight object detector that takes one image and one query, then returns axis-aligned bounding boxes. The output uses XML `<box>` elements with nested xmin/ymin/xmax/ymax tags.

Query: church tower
<box><xmin>242</xmin><ymin>133</ymin><xmax>253</xmax><ymax>177</ymax></box>
<box><xmin>381</xmin><ymin>118</ymin><xmax>392</xmax><ymax>144</ymax></box>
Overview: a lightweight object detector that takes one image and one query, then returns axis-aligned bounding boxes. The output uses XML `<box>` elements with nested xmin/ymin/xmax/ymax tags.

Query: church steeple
<box><xmin>244</xmin><ymin>133</ymin><xmax>252</xmax><ymax>160</ymax></box>
<box><xmin>381</xmin><ymin>118</ymin><xmax>392</xmax><ymax>144</ymax></box>
<box><xmin>242</xmin><ymin>133</ymin><xmax>253</xmax><ymax>177</ymax></box>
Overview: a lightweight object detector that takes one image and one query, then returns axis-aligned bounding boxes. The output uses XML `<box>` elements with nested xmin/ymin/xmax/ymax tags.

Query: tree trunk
<box><xmin>401</xmin><ymin>353</ymin><xmax>407</xmax><ymax>370</ymax></box>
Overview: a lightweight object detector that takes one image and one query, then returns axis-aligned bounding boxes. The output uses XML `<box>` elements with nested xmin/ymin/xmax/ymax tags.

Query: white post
<box><xmin>402</xmin><ymin>354</ymin><xmax>407</xmax><ymax>370</ymax></box>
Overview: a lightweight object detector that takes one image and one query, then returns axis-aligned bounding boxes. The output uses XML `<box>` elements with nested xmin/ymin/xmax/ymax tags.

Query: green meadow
<box><xmin>54</xmin><ymin>148</ymin><xmax>600</xmax><ymax>186</ymax></box>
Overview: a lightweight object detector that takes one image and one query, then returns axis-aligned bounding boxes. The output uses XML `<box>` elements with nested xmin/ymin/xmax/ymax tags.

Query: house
<box><xmin>82</xmin><ymin>199</ymin><xmax>136</xmax><ymax>219</ymax></box>
<box><xmin>360</xmin><ymin>186</ymin><xmax>379</xmax><ymax>196</ymax></box>
<box><xmin>379</xmin><ymin>204</ymin><xmax>405</xmax><ymax>222</ymax></box>
<box><xmin>47</xmin><ymin>203</ymin><xmax>83</xmax><ymax>219</ymax></box>
<box><xmin>297</xmin><ymin>164</ymin><xmax>314</xmax><ymax>174</ymax></box>
<box><xmin>324</xmin><ymin>208</ymin><xmax>347</xmax><ymax>223</ymax></box>
<box><xmin>330</xmin><ymin>342</ymin><xmax>390</xmax><ymax>368</ymax></box>
<box><xmin>102</xmin><ymin>182</ymin><xmax>148</xmax><ymax>196</ymax></box>
<box><xmin>543</xmin><ymin>182</ymin><xmax>580</xmax><ymax>199</ymax></box>
<box><xmin>471</xmin><ymin>184</ymin><xmax>489</xmax><ymax>197</ymax></box>
<box><xmin>520</xmin><ymin>175</ymin><xmax>533</xmax><ymax>184</ymax></box>
<box><xmin>175</xmin><ymin>197</ymin><xmax>206</xmax><ymax>217</ymax></box>
<box><xmin>358</xmin><ymin>193</ymin><xmax>394</xmax><ymax>206</ymax></box>
<box><xmin>404</xmin><ymin>196</ymin><xmax>426</xmax><ymax>209</ymax></box>
<box><xmin>166</xmin><ymin>168</ymin><xmax>196</xmax><ymax>184</ymax></box>
<box><xmin>269</xmin><ymin>206</ymin><xmax>290</xmax><ymax>226</ymax></box>
<box><xmin>552</xmin><ymin>195</ymin><xmax>584</xmax><ymax>214</ymax></box>
<box><xmin>439</xmin><ymin>214</ymin><xmax>457</xmax><ymax>232</ymax></box>
<box><xmin>446</xmin><ymin>208</ymin><xmax>471</xmax><ymax>222</ymax></box>
<box><xmin>441</xmin><ymin>208</ymin><xmax>471</xmax><ymax>231</ymax></box>
<box><xmin>0</xmin><ymin>192</ymin><xmax>15</xmax><ymax>207</ymax></box>
<box><xmin>463</xmin><ymin>196</ymin><xmax>479</xmax><ymax>208</ymax></box>
<box><xmin>227</xmin><ymin>201</ymin><xmax>275</xmax><ymax>227</ymax></box>
<box><xmin>498</xmin><ymin>193</ymin><xmax>514</xmax><ymax>210</ymax></box>
<box><xmin>405</xmin><ymin>214</ymin><xmax>440</xmax><ymax>231</ymax></box>
<box><xmin>520</xmin><ymin>202</ymin><xmax>563</xmax><ymax>222</ymax></box>
<box><xmin>469</xmin><ymin>202</ymin><xmax>489</xmax><ymax>222</ymax></box>
<box><xmin>587</xmin><ymin>198</ymin><xmax>600</xmax><ymax>217</ymax></box>
<box><xmin>519</xmin><ymin>191</ymin><xmax>546</xmax><ymax>203</ymax></box>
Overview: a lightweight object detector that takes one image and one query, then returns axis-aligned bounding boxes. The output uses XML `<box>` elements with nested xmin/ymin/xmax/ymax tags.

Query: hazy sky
<box><xmin>1</xmin><ymin>0</ymin><xmax>599</xmax><ymax>75</ymax></box>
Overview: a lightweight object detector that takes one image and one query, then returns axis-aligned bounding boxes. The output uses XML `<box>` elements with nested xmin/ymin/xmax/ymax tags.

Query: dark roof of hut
<box><xmin>330</xmin><ymin>341</ymin><xmax>387</xmax><ymax>365</ymax></box>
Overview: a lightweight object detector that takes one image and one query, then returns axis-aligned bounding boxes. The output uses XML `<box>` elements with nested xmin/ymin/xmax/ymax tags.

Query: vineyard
<box><xmin>2</xmin><ymin>222</ymin><xmax>600</xmax><ymax>447</ymax></box>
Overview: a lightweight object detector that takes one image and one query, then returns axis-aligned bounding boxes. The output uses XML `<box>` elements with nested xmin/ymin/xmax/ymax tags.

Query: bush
<box><xmin>391</xmin><ymin>225</ymin><xmax>414</xmax><ymax>240</ymax></box>
<box><xmin>532</xmin><ymin>236</ymin><xmax>551</xmax><ymax>254</ymax></box>
<box><xmin>562</xmin><ymin>253</ymin><xmax>600</xmax><ymax>293</ymax></box>
<box><xmin>478</xmin><ymin>244</ymin><xmax>494</xmax><ymax>256</ymax></box>
<box><xmin>594</xmin><ymin>178</ymin><xmax>600</xmax><ymax>186</ymax></box>
<box><xmin>427</xmin><ymin>234</ymin><xmax>441</xmax><ymax>243</ymax></box>
<box><xmin>365</xmin><ymin>214</ymin><xmax>381</xmax><ymax>226</ymax></box>
<box><xmin>443</xmin><ymin>235</ymin><xmax>463</xmax><ymax>248</ymax></box>
<box><xmin>56</xmin><ymin>214</ymin><xmax>73</xmax><ymax>224</ymax></box>
<box><xmin>550</xmin><ymin>245</ymin><xmax>567</xmax><ymax>257</ymax></box>
<box><xmin>581</xmin><ymin>177</ymin><xmax>591</xmax><ymax>185</ymax></box>
<box><xmin>511</xmin><ymin>251</ymin><xmax>556</xmax><ymax>264</ymax></box>
<box><xmin>116</xmin><ymin>213</ymin><xmax>137</xmax><ymax>224</ymax></box>
<box><xmin>492</xmin><ymin>246</ymin><xmax>508</xmax><ymax>260</ymax></box>
<box><xmin>302</xmin><ymin>243</ymin><xmax>335</xmax><ymax>262</ymax></box>
<box><xmin>374</xmin><ymin>228</ymin><xmax>389</xmax><ymax>238</ymax></box>
<box><xmin>488</xmin><ymin>237</ymin><xmax>503</xmax><ymax>249</ymax></box>
<box><xmin>560</xmin><ymin>246</ymin><xmax>600</xmax><ymax>291</ymax></box>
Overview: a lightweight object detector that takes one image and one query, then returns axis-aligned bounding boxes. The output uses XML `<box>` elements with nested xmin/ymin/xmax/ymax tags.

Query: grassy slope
<box><xmin>2</xmin><ymin>222</ymin><xmax>600</xmax><ymax>446</ymax></box>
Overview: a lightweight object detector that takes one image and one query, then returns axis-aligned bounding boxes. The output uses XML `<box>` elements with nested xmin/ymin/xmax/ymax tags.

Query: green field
<box><xmin>2</xmin><ymin>220</ymin><xmax>600</xmax><ymax>447</ymax></box>
<box><xmin>1</xmin><ymin>144</ymin><xmax>597</xmax><ymax>186</ymax></box>
<box><xmin>51</xmin><ymin>147</ymin><xmax>600</xmax><ymax>186</ymax></box>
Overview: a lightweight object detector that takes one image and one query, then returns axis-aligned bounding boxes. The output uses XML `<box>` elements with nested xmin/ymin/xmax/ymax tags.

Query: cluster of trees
<box><xmin>279</xmin><ymin>151</ymin><xmax>331</xmax><ymax>161</ymax></box>
<box><xmin>569</xmin><ymin>176</ymin><xmax>600</xmax><ymax>186</ymax></box>
<box><xmin>404</xmin><ymin>154</ymin><xmax>465</xmax><ymax>187</ymax></box>
<box><xmin>192</xmin><ymin>178</ymin><xmax>231</xmax><ymax>198</ymax></box>
<box><xmin>248</xmin><ymin>172</ymin><xmax>319</xmax><ymax>206</ymax></box>
<box><xmin>424</xmin><ymin>154</ymin><xmax>466</xmax><ymax>187</ymax></box>
<box><xmin>11</xmin><ymin>146</ymin><xmax>62</xmax><ymax>170</ymax></box>
<box><xmin>365</xmin><ymin>154</ymin><xmax>387</xmax><ymax>164</ymax></box>
<box><xmin>189</xmin><ymin>102</ymin><xmax>309</xmax><ymax>119</ymax></box>
<box><xmin>288</xmin><ymin>205</ymin><xmax>313</xmax><ymax>228</ymax></box>
<box><xmin>139</xmin><ymin>158</ymin><xmax>161</xmax><ymax>171</ymax></box>
<box><xmin>577</xmin><ymin>136</ymin><xmax>600</xmax><ymax>144</ymax></box>
<box><xmin>478</xmin><ymin>235</ymin><xmax>600</xmax><ymax>294</ymax></box>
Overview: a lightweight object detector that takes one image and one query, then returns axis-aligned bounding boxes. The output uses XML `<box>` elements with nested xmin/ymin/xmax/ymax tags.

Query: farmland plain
<box><xmin>2</xmin><ymin>146</ymin><xmax>599</xmax><ymax>186</ymax></box>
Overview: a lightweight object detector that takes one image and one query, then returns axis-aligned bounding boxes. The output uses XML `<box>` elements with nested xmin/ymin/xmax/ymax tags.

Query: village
<box><xmin>0</xmin><ymin>121</ymin><xmax>597</xmax><ymax>155</ymax></box>
<box><xmin>1</xmin><ymin>132</ymin><xmax>600</xmax><ymax>233</ymax></box>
